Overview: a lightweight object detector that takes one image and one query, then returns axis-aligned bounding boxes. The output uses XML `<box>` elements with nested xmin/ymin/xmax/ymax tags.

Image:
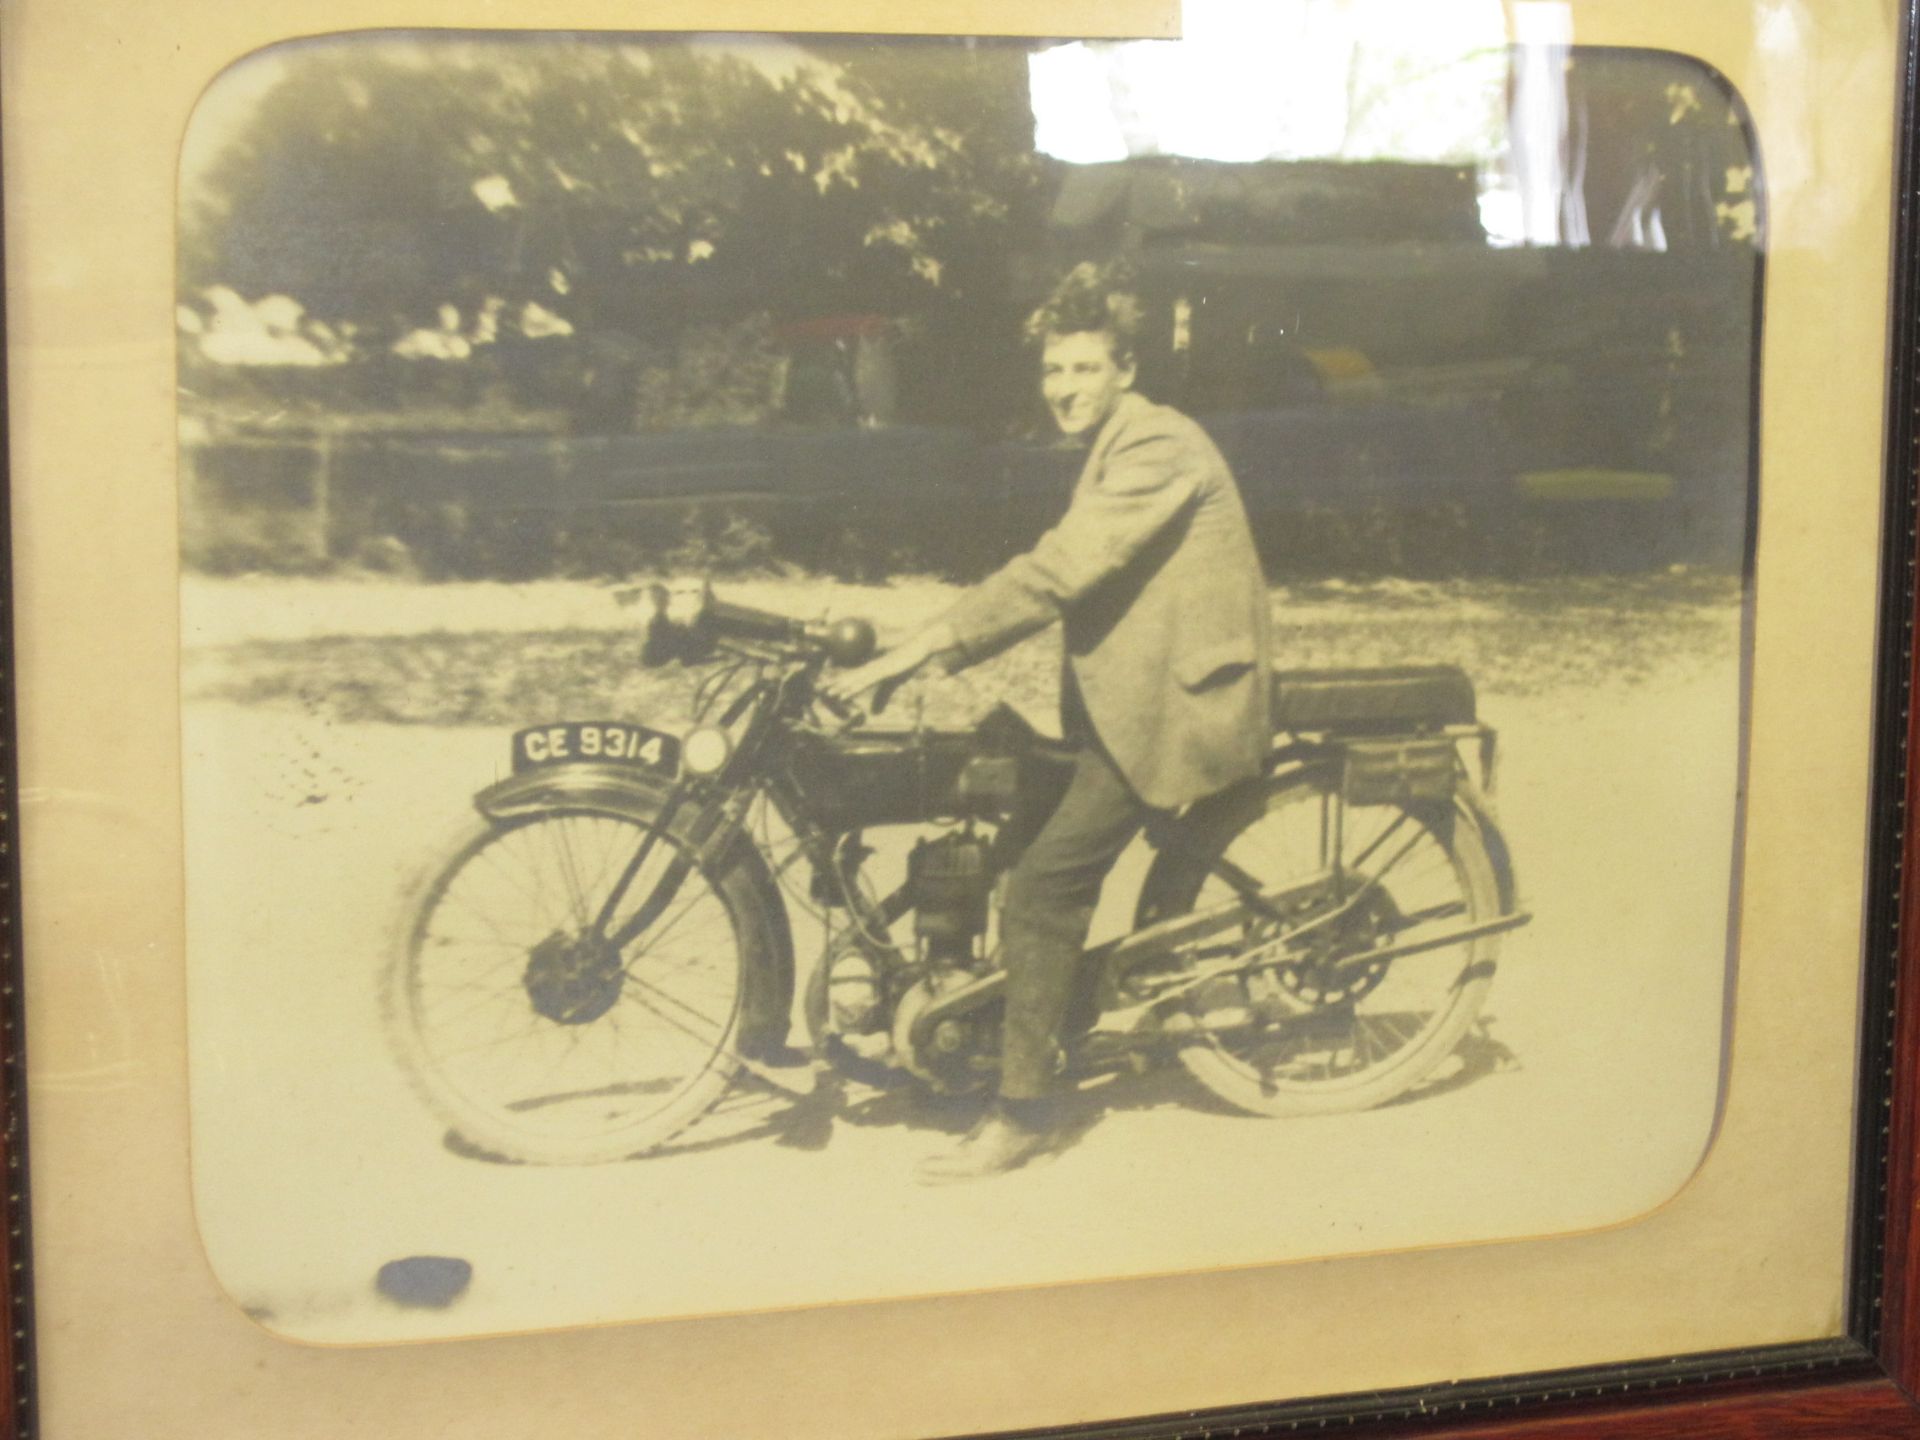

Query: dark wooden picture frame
<box><xmin>5</xmin><ymin>2</ymin><xmax>1920</xmax><ymax>1435</ymax></box>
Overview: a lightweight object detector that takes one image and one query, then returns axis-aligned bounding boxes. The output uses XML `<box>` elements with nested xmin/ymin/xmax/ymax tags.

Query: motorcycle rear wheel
<box><xmin>384</xmin><ymin>806</ymin><xmax>769</xmax><ymax>1164</ymax></box>
<box><xmin>1140</xmin><ymin>763</ymin><xmax>1502</xmax><ymax>1117</ymax></box>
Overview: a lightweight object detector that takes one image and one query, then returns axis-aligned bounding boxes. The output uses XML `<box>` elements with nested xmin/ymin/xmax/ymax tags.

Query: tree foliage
<box><xmin>182</xmin><ymin>36</ymin><xmax>1048</xmax><ymax>375</ymax></box>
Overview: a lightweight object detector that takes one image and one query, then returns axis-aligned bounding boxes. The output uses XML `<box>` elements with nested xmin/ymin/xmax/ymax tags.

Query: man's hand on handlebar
<box><xmin>818</xmin><ymin>646</ymin><xmax>923</xmax><ymax>712</ymax></box>
<box><xmin>818</xmin><ymin>622</ymin><xmax>959</xmax><ymax>711</ymax></box>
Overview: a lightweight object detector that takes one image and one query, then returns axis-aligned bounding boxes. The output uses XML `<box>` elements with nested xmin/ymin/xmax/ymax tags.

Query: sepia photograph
<box><xmin>174</xmin><ymin>14</ymin><xmax>1760</xmax><ymax>1343</ymax></box>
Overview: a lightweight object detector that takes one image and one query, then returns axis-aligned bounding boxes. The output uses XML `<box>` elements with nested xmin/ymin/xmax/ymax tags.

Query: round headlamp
<box><xmin>681</xmin><ymin>725</ymin><xmax>733</xmax><ymax>777</ymax></box>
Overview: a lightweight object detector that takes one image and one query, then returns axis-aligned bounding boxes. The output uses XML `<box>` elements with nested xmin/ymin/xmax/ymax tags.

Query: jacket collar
<box><xmin>1077</xmin><ymin>390</ymin><xmax>1149</xmax><ymax>482</ymax></box>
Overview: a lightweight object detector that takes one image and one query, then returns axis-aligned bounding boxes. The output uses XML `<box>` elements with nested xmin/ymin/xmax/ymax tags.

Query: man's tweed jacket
<box><xmin>940</xmin><ymin>391</ymin><xmax>1273</xmax><ymax>809</ymax></box>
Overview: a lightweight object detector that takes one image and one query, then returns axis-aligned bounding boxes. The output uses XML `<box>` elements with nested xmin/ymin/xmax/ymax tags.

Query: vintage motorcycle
<box><xmin>384</xmin><ymin>585</ymin><xmax>1530</xmax><ymax>1164</ymax></box>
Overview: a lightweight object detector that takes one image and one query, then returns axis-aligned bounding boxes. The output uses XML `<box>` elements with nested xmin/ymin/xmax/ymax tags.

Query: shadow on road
<box><xmin>441</xmin><ymin>1021</ymin><xmax>1519</xmax><ymax>1168</ymax></box>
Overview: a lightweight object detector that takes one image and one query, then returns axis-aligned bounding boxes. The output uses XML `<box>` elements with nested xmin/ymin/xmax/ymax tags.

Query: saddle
<box><xmin>1270</xmin><ymin>665</ymin><xmax>1476</xmax><ymax>734</ymax></box>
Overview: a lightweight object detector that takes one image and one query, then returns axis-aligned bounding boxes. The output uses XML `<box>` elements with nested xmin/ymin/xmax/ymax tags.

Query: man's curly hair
<box><xmin>1025</xmin><ymin>261</ymin><xmax>1144</xmax><ymax>362</ymax></box>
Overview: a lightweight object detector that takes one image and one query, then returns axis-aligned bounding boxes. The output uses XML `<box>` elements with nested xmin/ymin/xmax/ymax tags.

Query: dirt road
<box><xmin>180</xmin><ymin>578</ymin><xmax>1742</xmax><ymax>1344</ymax></box>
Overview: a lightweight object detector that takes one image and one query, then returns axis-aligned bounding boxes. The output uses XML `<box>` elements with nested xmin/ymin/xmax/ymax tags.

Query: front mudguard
<box><xmin>471</xmin><ymin>764</ymin><xmax>798</xmax><ymax>1059</ymax></box>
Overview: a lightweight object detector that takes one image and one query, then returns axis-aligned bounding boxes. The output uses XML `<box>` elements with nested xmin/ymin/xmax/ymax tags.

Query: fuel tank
<box><xmin>779</xmin><ymin>701</ymin><xmax>1071</xmax><ymax>831</ymax></box>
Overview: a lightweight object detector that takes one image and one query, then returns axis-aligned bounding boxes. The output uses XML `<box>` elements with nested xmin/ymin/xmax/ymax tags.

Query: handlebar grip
<box><xmin>814</xmin><ymin>688</ymin><xmax>858</xmax><ymax>722</ymax></box>
<box><xmin>869</xmin><ymin>674</ymin><xmax>905</xmax><ymax>715</ymax></box>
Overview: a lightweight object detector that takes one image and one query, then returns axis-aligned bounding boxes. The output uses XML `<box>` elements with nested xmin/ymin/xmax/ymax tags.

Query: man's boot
<box><xmin>914</xmin><ymin>1098</ymin><xmax>1053</xmax><ymax>1185</ymax></box>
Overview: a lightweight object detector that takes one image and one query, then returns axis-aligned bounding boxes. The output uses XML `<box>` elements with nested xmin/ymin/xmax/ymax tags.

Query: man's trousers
<box><xmin>997</xmin><ymin>742</ymin><xmax>1155</xmax><ymax>1101</ymax></box>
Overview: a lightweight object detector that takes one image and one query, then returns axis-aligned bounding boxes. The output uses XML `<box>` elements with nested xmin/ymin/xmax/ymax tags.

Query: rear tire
<box><xmin>1138</xmin><ymin>763</ymin><xmax>1502</xmax><ymax>1117</ymax></box>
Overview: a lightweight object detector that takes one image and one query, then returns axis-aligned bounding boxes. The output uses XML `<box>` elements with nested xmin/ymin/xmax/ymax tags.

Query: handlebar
<box><xmin>709</xmin><ymin>599</ymin><xmax>879</xmax><ymax>669</ymax></box>
<box><xmin>706</xmin><ymin>597</ymin><xmax>810</xmax><ymax>647</ymax></box>
<box><xmin>638</xmin><ymin>582</ymin><xmax>879</xmax><ymax>669</ymax></box>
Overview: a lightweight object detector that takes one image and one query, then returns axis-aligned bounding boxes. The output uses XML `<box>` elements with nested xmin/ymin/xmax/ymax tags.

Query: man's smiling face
<box><xmin>1040</xmin><ymin>329</ymin><xmax>1136</xmax><ymax>439</ymax></box>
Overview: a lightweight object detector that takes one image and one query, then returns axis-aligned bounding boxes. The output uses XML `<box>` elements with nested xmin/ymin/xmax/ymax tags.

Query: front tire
<box><xmin>384</xmin><ymin>805</ymin><xmax>777</xmax><ymax>1164</ymax></box>
<box><xmin>1138</xmin><ymin>762</ymin><xmax>1503</xmax><ymax>1117</ymax></box>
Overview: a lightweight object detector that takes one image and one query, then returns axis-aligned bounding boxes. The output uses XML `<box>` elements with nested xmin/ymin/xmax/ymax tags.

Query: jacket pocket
<box><xmin>1174</xmin><ymin>635</ymin><xmax>1258</xmax><ymax>691</ymax></box>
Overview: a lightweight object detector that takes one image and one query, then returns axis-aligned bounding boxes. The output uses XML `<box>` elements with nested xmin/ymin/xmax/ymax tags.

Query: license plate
<box><xmin>511</xmin><ymin>721</ymin><xmax>680</xmax><ymax>774</ymax></box>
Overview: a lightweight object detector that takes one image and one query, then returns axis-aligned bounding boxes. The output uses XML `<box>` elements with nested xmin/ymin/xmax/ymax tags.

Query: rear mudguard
<box><xmin>471</xmin><ymin>764</ymin><xmax>798</xmax><ymax>1057</ymax></box>
<box><xmin>1138</xmin><ymin>740</ymin><xmax>1521</xmax><ymax>926</ymax></box>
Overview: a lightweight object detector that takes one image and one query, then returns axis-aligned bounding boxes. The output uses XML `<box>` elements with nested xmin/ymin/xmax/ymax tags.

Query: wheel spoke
<box><xmin>420</xmin><ymin>930</ymin><xmax>529</xmax><ymax>952</ymax></box>
<box><xmin>547</xmin><ymin>819</ymin><xmax>594</xmax><ymax>929</ymax></box>
<box><xmin>415</xmin><ymin>974</ymin><xmax>535</xmax><ymax>1032</ymax></box>
<box><xmin>577</xmin><ymin>816</ymin><xmax>631</xmax><ymax>913</ymax></box>
<box><xmin>438</xmin><ymin>887</ymin><xmax>539</xmax><ymax>948</ymax></box>
<box><xmin>469</xmin><ymin>840</ymin><xmax>557</xmax><ymax>920</ymax></box>
<box><xmin>630</xmin><ymin>879</ymin><xmax>725</xmax><ymax>957</ymax></box>
<box><xmin>429</xmin><ymin>1011</ymin><xmax>551</xmax><ymax>1064</ymax></box>
<box><xmin>621</xmin><ymin>974</ymin><xmax>730</xmax><ymax>1051</ymax></box>
<box><xmin>1347</xmin><ymin>809</ymin><xmax>1408</xmax><ymax>873</ymax></box>
<box><xmin>1343</xmin><ymin>825</ymin><xmax>1427</xmax><ymax>905</ymax></box>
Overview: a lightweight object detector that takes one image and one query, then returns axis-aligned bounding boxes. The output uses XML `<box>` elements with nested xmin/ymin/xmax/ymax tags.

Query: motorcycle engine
<box><xmin>906</xmin><ymin>830</ymin><xmax>994</xmax><ymax>965</ymax></box>
<box><xmin>891</xmin><ymin>965</ymin><xmax>995</xmax><ymax>1093</ymax></box>
<box><xmin>882</xmin><ymin>831</ymin><xmax>999</xmax><ymax>1090</ymax></box>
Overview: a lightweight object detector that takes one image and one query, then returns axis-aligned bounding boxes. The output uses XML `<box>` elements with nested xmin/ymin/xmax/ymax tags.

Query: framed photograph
<box><xmin>6</xmin><ymin>0</ymin><xmax>1920</xmax><ymax>1434</ymax></box>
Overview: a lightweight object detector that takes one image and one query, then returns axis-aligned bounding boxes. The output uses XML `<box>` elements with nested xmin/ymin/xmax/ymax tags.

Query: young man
<box><xmin>823</xmin><ymin>263</ymin><xmax>1273</xmax><ymax>1182</ymax></box>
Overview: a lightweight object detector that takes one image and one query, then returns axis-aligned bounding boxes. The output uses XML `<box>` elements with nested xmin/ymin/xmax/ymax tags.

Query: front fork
<box><xmin>473</xmin><ymin>767</ymin><xmax>755</xmax><ymax>949</ymax></box>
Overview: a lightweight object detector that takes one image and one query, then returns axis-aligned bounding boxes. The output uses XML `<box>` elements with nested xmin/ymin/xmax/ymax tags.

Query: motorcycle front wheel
<box><xmin>384</xmin><ymin>806</ymin><xmax>770</xmax><ymax>1164</ymax></box>
<box><xmin>1139</xmin><ymin>762</ymin><xmax>1503</xmax><ymax>1117</ymax></box>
